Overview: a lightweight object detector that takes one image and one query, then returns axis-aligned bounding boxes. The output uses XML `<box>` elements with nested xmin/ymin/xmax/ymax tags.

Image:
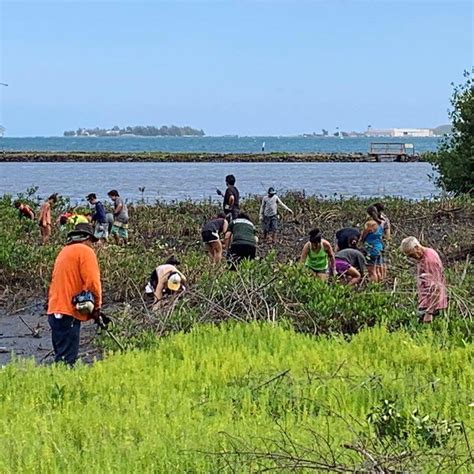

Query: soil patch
<box><xmin>0</xmin><ymin>301</ymin><xmax>100</xmax><ymax>365</ymax></box>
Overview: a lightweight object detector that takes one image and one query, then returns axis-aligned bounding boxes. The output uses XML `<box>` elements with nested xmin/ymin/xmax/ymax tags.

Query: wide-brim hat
<box><xmin>67</xmin><ymin>223</ymin><xmax>98</xmax><ymax>244</ymax></box>
<box><xmin>167</xmin><ymin>272</ymin><xmax>182</xmax><ymax>292</ymax></box>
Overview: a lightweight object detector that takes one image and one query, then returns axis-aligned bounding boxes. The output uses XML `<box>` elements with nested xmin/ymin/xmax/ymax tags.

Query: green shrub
<box><xmin>428</xmin><ymin>70</ymin><xmax>474</xmax><ymax>194</ymax></box>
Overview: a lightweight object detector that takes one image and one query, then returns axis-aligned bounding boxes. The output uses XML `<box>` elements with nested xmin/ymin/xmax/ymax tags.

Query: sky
<box><xmin>0</xmin><ymin>0</ymin><xmax>472</xmax><ymax>136</ymax></box>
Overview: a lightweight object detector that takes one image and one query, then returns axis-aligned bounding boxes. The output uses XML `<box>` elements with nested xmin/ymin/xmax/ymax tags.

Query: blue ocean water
<box><xmin>0</xmin><ymin>136</ymin><xmax>439</xmax><ymax>154</ymax></box>
<box><xmin>0</xmin><ymin>162</ymin><xmax>438</xmax><ymax>202</ymax></box>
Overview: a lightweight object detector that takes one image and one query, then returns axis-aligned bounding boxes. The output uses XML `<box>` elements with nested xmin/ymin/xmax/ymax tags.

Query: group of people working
<box><xmin>202</xmin><ymin>175</ymin><xmax>389</xmax><ymax>287</ymax></box>
<box><xmin>12</xmin><ymin>173</ymin><xmax>448</xmax><ymax>365</ymax></box>
<box><xmin>15</xmin><ymin>189</ymin><xmax>130</xmax><ymax>245</ymax></box>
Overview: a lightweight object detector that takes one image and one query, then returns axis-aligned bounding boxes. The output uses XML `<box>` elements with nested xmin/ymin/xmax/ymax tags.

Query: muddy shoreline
<box><xmin>0</xmin><ymin>151</ymin><xmax>424</xmax><ymax>163</ymax></box>
<box><xmin>0</xmin><ymin>301</ymin><xmax>100</xmax><ymax>365</ymax></box>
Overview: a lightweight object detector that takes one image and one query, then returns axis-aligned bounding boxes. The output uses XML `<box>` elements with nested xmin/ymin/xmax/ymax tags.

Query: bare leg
<box><xmin>423</xmin><ymin>313</ymin><xmax>433</xmax><ymax>323</ymax></box>
<box><xmin>205</xmin><ymin>243</ymin><xmax>213</xmax><ymax>261</ymax></box>
<box><xmin>41</xmin><ymin>225</ymin><xmax>51</xmax><ymax>245</ymax></box>
<box><xmin>317</xmin><ymin>272</ymin><xmax>329</xmax><ymax>281</ymax></box>
<box><xmin>213</xmin><ymin>240</ymin><xmax>223</xmax><ymax>263</ymax></box>
<box><xmin>367</xmin><ymin>265</ymin><xmax>378</xmax><ymax>282</ymax></box>
<box><xmin>376</xmin><ymin>265</ymin><xmax>384</xmax><ymax>282</ymax></box>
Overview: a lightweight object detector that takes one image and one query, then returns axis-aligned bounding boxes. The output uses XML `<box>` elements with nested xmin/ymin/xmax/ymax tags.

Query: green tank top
<box><xmin>305</xmin><ymin>244</ymin><xmax>328</xmax><ymax>272</ymax></box>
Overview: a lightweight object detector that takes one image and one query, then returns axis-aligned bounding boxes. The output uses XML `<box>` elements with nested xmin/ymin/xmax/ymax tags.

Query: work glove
<box><xmin>91</xmin><ymin>309</ymin><xmax>110</xmax><ymax>328</ymax></box>
<box><xmin>97</xmin><ymin>312</ymin><xmax>112</xmax><ymax>329</ymax></box>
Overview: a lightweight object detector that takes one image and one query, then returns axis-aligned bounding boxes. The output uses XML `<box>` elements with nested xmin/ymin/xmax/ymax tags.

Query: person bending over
<box><xmin>334</xmin><ymin>247</ymin><xmax>366</xmax><ymax>285</ymax></box>
<box><xmin>14</xmin><ymin>200</ymin><xmax>35</xmax><ymax>220</ymax></box>
<box><xmin>335</xmin><ymin>226</ymin><xmax>360</xmax><ymax>251</ymax></box>
<box><xmin>400</xmin><ymin>236</ymin><xmax>447</xmax><ymax>323</ymax></box>
<box><xmin>202</xmin><ymin>213</ymin><xmax>229</xmax><ymax>264</ymax></box>
<box><xmin>145</xmin><ymin>256</ymin><xmax>187</xmax><ymax>309</ymax></box>
<box><xmin>224</xmin><ymin>212</ymin><xmax>258</xmax><ymax>266</ymax></box>
<box><xmin>300</xmin><ymin>228</ymin><xmax>335</xmax><ymax>281</ymax></box>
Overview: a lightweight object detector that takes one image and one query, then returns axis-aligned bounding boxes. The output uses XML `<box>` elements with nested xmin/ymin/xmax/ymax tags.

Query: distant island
<box><xmin>64</xmin><ymin>125</ymin><xmax>205</xmax><ymax>137</ymax></box>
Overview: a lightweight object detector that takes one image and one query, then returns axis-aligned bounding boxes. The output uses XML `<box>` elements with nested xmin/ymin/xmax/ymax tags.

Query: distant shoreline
<box><xmin>0</xmin><ymin>151</ymin><xmax>427</xmax><ymax>163</ymax></box>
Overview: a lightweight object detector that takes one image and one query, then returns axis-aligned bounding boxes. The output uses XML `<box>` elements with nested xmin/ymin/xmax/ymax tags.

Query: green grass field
<box><xmin>1</xmin><ymin>323</ymin><xmax>473</xmax><ymax>472</ymax></box>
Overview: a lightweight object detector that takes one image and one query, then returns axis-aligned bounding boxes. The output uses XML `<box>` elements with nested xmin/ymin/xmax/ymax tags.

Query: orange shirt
<box><xmin>39</xmin><ymin>201</ymin><xmax>51</xmax><ymax>226</ymax></box>
<box><xmin>47</xmin><ymin>243</ymin><xmax>102</xmax><ymax>321</ymax></box>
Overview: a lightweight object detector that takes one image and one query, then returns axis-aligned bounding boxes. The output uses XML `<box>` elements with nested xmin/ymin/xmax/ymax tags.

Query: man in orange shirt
<box><xmin>38</xmin><ymin>193</ymin><xmax>58</xmax><ymax>244</ymax></box>
<box><xmin>47</xmin><ymin>223</ymin><xmax>102</xmax><ymax>365</ymax></box>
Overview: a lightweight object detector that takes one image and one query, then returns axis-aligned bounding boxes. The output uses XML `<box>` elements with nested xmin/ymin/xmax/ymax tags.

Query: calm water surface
<box><xmin>0</xmin><ymin>162</ymin><xmax>438</xmax><ymax>202</ymax></box>
<box><xmin>1</xmin><ymin>136</ymin><xmax>439</xmax><ymax>154</ymax></box>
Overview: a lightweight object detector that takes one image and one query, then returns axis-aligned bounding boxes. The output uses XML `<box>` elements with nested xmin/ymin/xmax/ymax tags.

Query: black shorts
<box><xmin>229</xmin><ymin>244</ymin><xmax>256</xmax><ymax>262</ymax></box>
<box><xmin>263</xmin><ymin>215</ymin><xmax>278</xmax><ymax>234</ymax></box>
<box><xmin>202</xmin><ymin>230</ymin><xmax>220</xmax><ymax>243</ymax></box>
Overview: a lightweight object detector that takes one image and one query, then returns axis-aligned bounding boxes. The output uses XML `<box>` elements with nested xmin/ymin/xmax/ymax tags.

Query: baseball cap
<box><xmin>167</xmin><ymin>272</ymin><xmax>182</xmax><ymax>292</ymax></box>
<box><xmin>67</xmin><ymin>223</ymin><xmax>98</xmax><ymax>244</ymax></box>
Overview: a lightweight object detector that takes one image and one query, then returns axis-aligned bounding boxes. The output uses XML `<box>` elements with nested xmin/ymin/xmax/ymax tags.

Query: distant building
<box><xmin>365</xmin><ymin>128</ymin><xmax>434</xmax><ymax>138</ymax></box>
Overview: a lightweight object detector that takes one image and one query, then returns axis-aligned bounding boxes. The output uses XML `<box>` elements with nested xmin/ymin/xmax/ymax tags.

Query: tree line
<box><xmin>64</xmin><ymin>125</ymin><xmax>205</xmax><ymax>137</ymax></box>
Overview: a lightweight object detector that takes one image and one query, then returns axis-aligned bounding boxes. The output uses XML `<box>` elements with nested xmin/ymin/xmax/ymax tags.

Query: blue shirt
<box><xmin>364</xmin><ymin>225</ymin><xmax>384</xmax><ymax>256</ymax></box>
<box><xmin>92</xmin><ymin>201</ymin><xmax>107</xmax><ymax>224</ymax></box>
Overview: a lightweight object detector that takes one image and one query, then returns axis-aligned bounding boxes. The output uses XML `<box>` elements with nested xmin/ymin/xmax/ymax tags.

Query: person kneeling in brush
<box><xmin>47</xmin><ymin>223</ymin><xmax>102</xmax><ymax>365</ymax></box>
<box><xmin>145</xmin><ymin>256</ymin><xmax>186</xmax><ymax>308</ymax></box>
<box><xmin>400</xmin><ymin>237</ymin><xmax>447</xmax><ymax>323</ymax></box>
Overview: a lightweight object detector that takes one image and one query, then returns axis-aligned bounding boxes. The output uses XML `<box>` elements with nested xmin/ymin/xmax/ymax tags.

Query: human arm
<box><xmin>345</xmin><ymin>266</ymin><xmax>361</xmax><ymax>286</ymax></box>
<box><xmin>323</xmin><ymin>239</ymin><xmax>336</xmax><ymax>272</ymax></box>
<box><xmin>176</xmin><ymin>269</ymin><xmax>187</xmax><ymax>284</ymax></box>
<box><xmin>25</xmin><ymin>206</ymin><xmax>35</xmax><ymax>220</ymax></box>
<box><xmin>300</xmin><ymin>242</ymin><xmax>310</xmax><ymax>264</ymax></box>
<box><xmin>252</xmin><ymin>223</ymin><xmax>259</xmax><ymax>244</ymax></box>
<box><xmin>226</xmin><ymin>194</ymin><xmax>235</xmax><ymax>210</ymax></box>
<box><xmin>114</xmin><ymin>201</ymin><xmax>123</xmax><ymax>217</ymax></box>
<box><xmin>383</xmin><ymin>219</ymin><xmax>391</xmax><ymax>240</ymax></box>
<box><xmin>259</xmin><ymin>199</ymin><xmax>265</xmax><ymax>221</ymax></box>
<box><xmin>221</xmin><ymin>219</ymin><xmax>229</xmax><ymax>237</ymax></box>
<box><xmin>277</xmin><ymin>197</ymin><xmax>293</xmax><ymax>213</ymax></box>
<box><xmin>79</xmin><ymin>247</ymin><xmax>102</xmax><ymax>314</ymax></box>
<box><xmin>38</xmin><ymin>203</ymin><xmax>47</xmax><ymax>226</ymax></box>
<box><xmin>153</xmin><ymin>278</ymin><xmax>166</xmax><ymax>302</ymax></box>
<box><xmin>224</xmin><ymin>230</ymin><xmax>233</xmax><ymax>249</ymax></box>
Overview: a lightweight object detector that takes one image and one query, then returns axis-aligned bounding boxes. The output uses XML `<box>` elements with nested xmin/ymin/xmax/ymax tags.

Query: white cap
<box><xmin>167</xmin><ymin>273</ymin><xmax>182</xmax><ymax>291</ymax></box>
